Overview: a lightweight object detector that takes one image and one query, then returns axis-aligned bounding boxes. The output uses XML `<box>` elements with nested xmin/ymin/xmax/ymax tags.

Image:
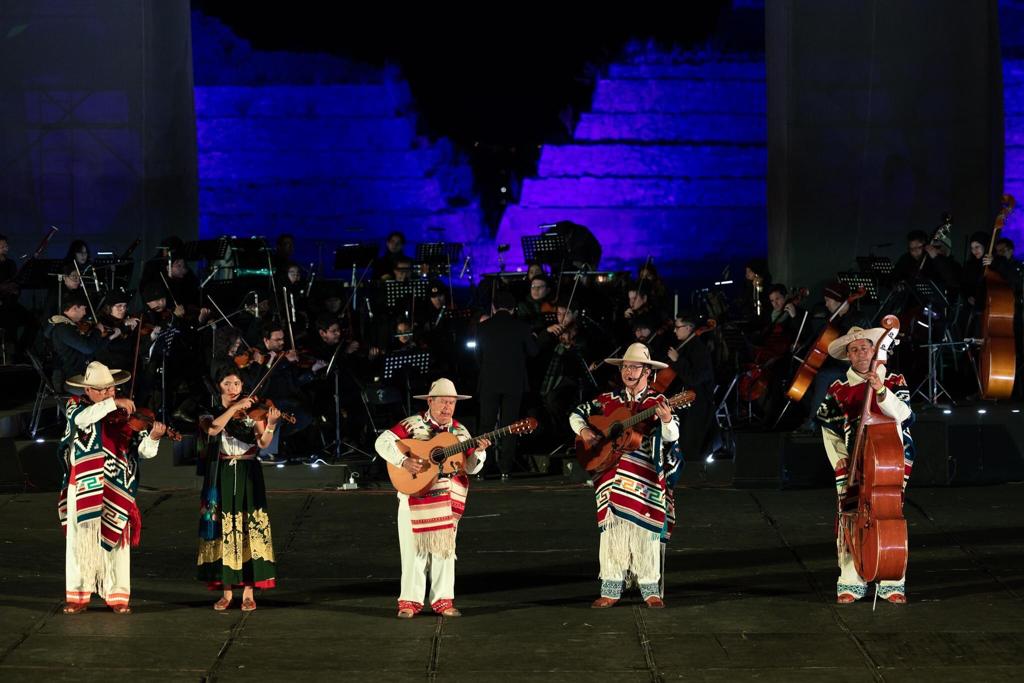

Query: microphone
<box><xmin>459</xmin><ymin>256</ymin><xmax>471</xmax><ymax>279</ymax></box>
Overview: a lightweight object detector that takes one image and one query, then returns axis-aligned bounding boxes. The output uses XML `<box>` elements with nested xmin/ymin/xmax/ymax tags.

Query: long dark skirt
<box><xmin>197</xmin><ymin>458</ymin><xmax>276</xmax><ymax>589</ymax></box>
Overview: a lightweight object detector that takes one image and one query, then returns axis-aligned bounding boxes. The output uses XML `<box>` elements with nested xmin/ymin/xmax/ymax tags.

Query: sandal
<box><xmin>213</xmin><ymin>596</ymin><xmax>232</xmax><ymax>611</ymax></box>
<box><xmin>241</xmin><ymin>597</ymin><xmax>257</xmax><ymax>612</ymax></box>
<box><xmin>397</xmin><ymin>608</ymin><xmax>416</xmax><ymax>619</ymax></box>
<box><xmin>644</xmin><ymin>596</ymin><xmax>665</xmax><ymax>609</ymax></box>
<box><xmin>591</xmin><ymin>597</ymin><xmax>619</xmax><ymax>609</ymax></box>
<box><xmin>440</xmin><ymin>607</ymin><xmax>461</xmax><ymax>618</ymax></box>
<box><xmin>836</xmin><ymin>592</ymin><xmax>858</xmax><ymax>604</ymax></box>
<box><xmin>63</xmin><ymin>602</ymin><xmax>88</xmax><ymax>615</ymax></box>
<box><xmin>884</xmin><ymin>593</ymin><xmax>907</xmax><ymax>604</ymax></box>
<box><xmin>110</xmin><ymin>605</ymin><xmax>131</xmax><ymax>615</ymax></box>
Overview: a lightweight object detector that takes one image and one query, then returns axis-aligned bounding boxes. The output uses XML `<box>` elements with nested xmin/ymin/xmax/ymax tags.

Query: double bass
<box><xmin>840</xmin><ymin>315</ymin><xmax>907</xmax><ymax>583</ymax></box>
<box><xmin>786</xmin><ymin>287</ymin><xmax>867</xmax><ymax>402</ymax></box>
<box><xmin>979</xmin><ymin>194</ymin><xmax>1016</xmax><ymax>399</ymax></box>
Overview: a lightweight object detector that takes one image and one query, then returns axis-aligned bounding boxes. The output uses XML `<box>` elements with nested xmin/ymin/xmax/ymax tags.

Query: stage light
<box><xmin>276</xmin><ymin>463</ymin><xmax>285</xmax><ymax>469</ymax></box>
<box><xmin>311</xmin><ymin>462</ymin><xmax>320</xmax><ymax>469</ymax></box>
<box><xmin>465</xmin><ymin>340</ymin><xmax>477</xmax><ymax>349</ymax></box>
<box><xmin>942</xmin><ymin>409</ymin><xmax>952</xmax><ymax>415</ymax></box>
<box><xmin>1013</xmin><ymin>409</ymin><xmax>1021</xmax><ymax>414</ymax></box>
<box><xmin>706</xmin><ymin>454</ymin><xmax>714</xmax><ymax>463</ymax></box>
<box><xmin>977</xmin><ymin>408</ymin><xmax>987</xmax><ymax>415</ymax></box>
<box><xmin>35</xmin><ymin>438</ymin><xmax>45</xmax><ymax>443</ymax></box>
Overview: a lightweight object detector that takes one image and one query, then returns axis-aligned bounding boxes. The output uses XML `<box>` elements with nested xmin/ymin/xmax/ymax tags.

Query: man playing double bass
<box><xmin>816</xmin><ymin>327</ymin><xmax>914</xmax><ymax>604</ymax></box>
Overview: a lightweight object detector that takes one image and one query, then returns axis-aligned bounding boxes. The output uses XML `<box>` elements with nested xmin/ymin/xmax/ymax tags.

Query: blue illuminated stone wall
<box><xmin>488</xmin><ymin>52</ymin><xmax>768</xmax><ymax>284</ymax></box>
<box><xmin>1004</xmin><ymin>0</ymin><xmax>1024</xmax><ymax>242</ymax></box>
<box><xmin>192</xmin><ymin>13</ymin><xmax>484</xmax><ymax>272</ymax></box>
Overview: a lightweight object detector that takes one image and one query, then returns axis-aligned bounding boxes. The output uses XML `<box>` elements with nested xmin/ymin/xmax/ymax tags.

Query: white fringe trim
<box><xmin>414</xmin><ymin>528</ymin><xmax>456</xmax><ymax>559</ymax></box>
<box><xmin>598</xmin><ymin>515</ymin><xmax>659</xmax><ymax>581</ymax></box>
<box><xmin>72</xmin><ymin>519</ymin><xmax>107</xmax><ymax>595</ymax></box>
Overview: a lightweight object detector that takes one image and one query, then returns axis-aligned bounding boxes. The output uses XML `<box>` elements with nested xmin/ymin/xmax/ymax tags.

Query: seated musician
<box><xmin>540</xmin><ymin>303</ymin><xmax>597</xmax><ymax>442</ymax></box>
<box><xmin>516</xmin><ymin>274</ymin><xmax>555</xmax><ymax>333</ymax></box>
<box><xmin>390</xmin><ymin>256</ymin><xmax>414</xmax><ymax>283</ymax></box>
<box><xmin>94</xmin><ymin>288</ymin><xmax>140</xmax><ymax>373</ymax></box>
<box><xmin>890</xmin><ymin>230</ymin><xmax>930</xmax><ymax>284</ymax></box>
<box><xmin>44</xmin><ymin>261</ymin><xmax>85</xmax><ymax>316</ymax></box>
<box><xmin>920</xmin><ymin>228</ymin><xmax>961</xmax><ymax>296</ymax></box>
<box><xmin>570</xmin><ymin>343</ymin><xmax>679</xmax><ymax>609</ymax></box>
<box><xmin>664</xmin><ymin>312</ymin><xmax>715</xmax><ymax>460</ymax></box>
<box><xmin>0</xmin><ymin>233</ymin><xmax>39</xmax><ymax>360</ymax></box>
<box><xmin>631</xmin><ymin>315</ymin><xmax>669</xmax><ymax>361</ymax></box>
<box><xmin>619</xmin><ymin>284</ymin><xmax>662</xmax><ymax>345</ymax></box>
<box><xmin>797</xmin><ymin>281</ymin><xmax>861</xmax><ymax>431</ymax></box>
<box><xmin>373</xmin><ymin>231</ymin><xmax>407</xmax><ymax>280</ymax></box>
<box><xmin>166</xmin><ymin>255</ymin><xmax>211</xmax><ymax>323</ymax></box>
<box><xmin>992</xmin><ymin>236</ymin><xmax>1023</xmax><ymax>293</ymax></box>
<box><xmin>255</xmin><ymin>320</ymin><xmax>316</xmax><ymax>463</ymax></box>
<box><xmin>44</xmin><ymin>291</ymin><xmax>120</xmax><ymax>390</ymax></box>
<box><xmin>373</xmin><ymin>378</ymin><xmax>490</xmax><ymax>618</ymax></box>
<box><xmin>816</xmin><ymin>326</ymin><xmax>913</xmax><ymax>604</ymax></box>
<box><xmin>210</xmin><ymin>326</ymin><xmax>261</xmax><ymax>392</ymax></box>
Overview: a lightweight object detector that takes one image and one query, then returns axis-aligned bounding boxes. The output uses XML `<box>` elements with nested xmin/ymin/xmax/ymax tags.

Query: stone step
<box><xmin>607</xmin><ymin>62</ymin><xmax>765</xmax><ymax>81</ymax></box>
<box><xmin>194</xmin><ymin>84</ymin><xmax>410</xmax><ymax>118</ymax></box>
<box><xmin>196</xmin><ymin>117</ymin><xmax>417</xmax><ymax>151</ymax></box>
<box><xmin>591</xmin><ymin>79</ymin><xmax>766</xmax><ymax>114</ymax></box>
<box><xmin>537</xmin><ymin>144</ymin><xmax>766</xmax><ymax>178</ymax></box>
<box><xmin>199</xmin><ymin>149</ymin><xmax>444</xmax><ymax>180</ymax></box>
<box><xmin>575</xmin><ymin>112</ymin><xmax>766</xmax><ymax>143</ymax></box>
<box><xmin>200</xmin><ymin>179</ymin><xmax>446</xmax><ymax>214</ymax></box>
<box><xmin>517</xmin><ymin>177</ymin><xmax>765</xmax><ymax>208</ymax></box>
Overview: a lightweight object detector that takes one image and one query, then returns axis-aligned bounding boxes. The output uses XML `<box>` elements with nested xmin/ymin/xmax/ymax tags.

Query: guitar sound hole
<box><xmin>430</xmin><ymin>448</ymin><xmax>445</xmax><ymax>465</ymax></box>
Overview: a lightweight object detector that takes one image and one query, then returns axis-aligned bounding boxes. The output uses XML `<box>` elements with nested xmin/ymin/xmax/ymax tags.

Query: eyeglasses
<box><xmin>621</xmin><ymin>363</ymin><xmax>646</xmax><ymax>371</ymax></box>
<box><xmin>530</xmin><ymin>284</ymin><xmax>547</xmax><ymax>290</ymax></box>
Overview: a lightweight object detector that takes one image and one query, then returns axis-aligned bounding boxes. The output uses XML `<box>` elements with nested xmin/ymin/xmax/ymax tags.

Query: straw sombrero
<box><xmin>413</xmin><ymin>378</ymin><xmax>472</xmax><ymax>400</ymax></box>
<box><xmin>604</xmin><ymin>342</ymin><xmax>668</xmax><ymax>370</ymax></box>
<box><xmin>827</xmin><ymin>327</ymin><xmax>887</xmax><ymax>361</ymax></box>
<box><xmin>65</xmin><ymin>361</ymin><xmax>131</xmax><ymax>389</ymax></box>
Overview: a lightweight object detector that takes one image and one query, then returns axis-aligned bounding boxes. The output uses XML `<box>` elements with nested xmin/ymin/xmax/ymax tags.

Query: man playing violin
<box><xmin>373</xmin><ymin>378</ymin><xmax>490</xmax><ymax>618</ymax></box>
<box><xmin>570</xmin><ymin>343</ymin><xmax>680</xmax><ymax>609</ymax></box>
<box><xmin>44</xmin><ymin>291</ymin><xmax>122</xmax><ymax>390</ymax></box>
<box><xmin>255</xmin><ymin>321</ymin><xmax>316</xmax><ymax>462</ymax></box>
<box><xmin>816</xmin><ymin>327</ymin><xmax>914</xmax><ymax>604</ymax></box>
<box><xmin>60</xmin><ymin>362</ymin><xmax>167</xmax><ymax>614</ymax></box>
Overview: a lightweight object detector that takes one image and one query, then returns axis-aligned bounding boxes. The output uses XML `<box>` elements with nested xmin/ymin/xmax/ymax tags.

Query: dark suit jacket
<box><xmin>475</xmin><ymin>310</ymin><xmax>543</xmax><ymax>394</ymax></box>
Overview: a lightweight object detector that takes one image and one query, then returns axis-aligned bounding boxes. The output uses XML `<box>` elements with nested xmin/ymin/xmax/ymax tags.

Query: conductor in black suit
<box><xmin>475</xmin><ymin>291</ymin><xmax>558</xmax><ymax>478</ymax></box>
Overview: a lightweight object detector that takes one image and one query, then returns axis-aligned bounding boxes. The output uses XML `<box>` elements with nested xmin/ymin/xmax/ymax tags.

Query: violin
<box><xmin>233</xmin><ymin>347</ymin><xmax>268</xmax><ymax>369</ymax></box>
<box><xmin>232</xmin><ymin>396</ymin><xmax>297</xmax><ymax>424</ymax></box>
<box><xmin>108</xmin><ymin>406</ymin><xmax>183</xmax><ymax>441</ymax></box>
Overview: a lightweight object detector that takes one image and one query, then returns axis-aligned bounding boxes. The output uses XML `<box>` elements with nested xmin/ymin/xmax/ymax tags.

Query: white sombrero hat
<box><xmin>65</xmin><ymin>361</ymin><xmax>131</xmax><ymax>389</ymax></box>
<box><xmin>413</xmin><ymin>378</ymin><xmax>472</xmax><ymax>400</ymax></box>
<box><xmin>605</xmin><ymin>342</ymin><xmax>668</xmax><ymax>370</ymax></box>
<box><xmin>827</xmin><ymin>326</ymin><xmax>887</xmax><ymax>361</ymax></box>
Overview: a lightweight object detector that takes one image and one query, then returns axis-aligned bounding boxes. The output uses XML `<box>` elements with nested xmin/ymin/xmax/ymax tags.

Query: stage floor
<box><xmin>1</xmin><ymin>473</ymin><xmax>1022</xmax><ymax>681</ymax></box>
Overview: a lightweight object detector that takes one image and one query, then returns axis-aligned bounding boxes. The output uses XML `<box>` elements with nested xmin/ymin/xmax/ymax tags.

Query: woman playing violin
<box><xmin>197</xmin><ymin>367</ymin><xmax>279</xmax><ymax>612</ymax></box>
<box><xmin>94</xmin><ymin>289</ymin><xmax>139</xmax><ymax>371</ymax></box>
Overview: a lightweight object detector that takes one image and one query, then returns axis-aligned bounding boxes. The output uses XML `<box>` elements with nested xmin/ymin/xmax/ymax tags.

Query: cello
<box><xmin>786</xmin><ymin>287</ymin><xmax>867</xmax><ymax>402</ymax></box>
<box><xmin>840</xmin><ymin>315</ymin><xmax>907</xmax><ymax>583</ymax></box>
<box><xmin>979</xmin><ymin>195</ymin><xmax>1016</xmax><ymax>399</ymax></box>
<box><xmin>651</xmin><ymin>319</ymin><xmax>717</xmax><ymax>394</ymax></box>
<box><xmin>739</xmin><ymin>287</ymin><xmax>809</xmax><ymax>402</ymax></box>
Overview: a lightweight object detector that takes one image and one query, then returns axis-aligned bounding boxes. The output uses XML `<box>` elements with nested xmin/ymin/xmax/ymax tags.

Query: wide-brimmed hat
<box><xmin>65</xmin><ymin>361</ymin><xmax>131</xmax><ymax>389</ymax></box>
<box><xmin>827</xmin><ymin>326</ymin><xmax>887</xmax><ymax>361</ymax></box>
<box><xmin>413</xmin><ymin>378</ymin><xmax>471</xmax><ymax>400</ymax></box>
<box><xmin>605</xmin><ymin>342</ymin><xmax>668</xmax><ymax>369</ymax></box>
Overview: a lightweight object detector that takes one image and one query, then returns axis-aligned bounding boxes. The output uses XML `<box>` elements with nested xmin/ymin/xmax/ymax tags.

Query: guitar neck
<box><xmin>439</xmin><ymin>423</ymin><xmax>518</xmax><ymax>458</ymax></box>
<box><xmin>620</xmin><ymin>403</ymin><xmax>661</xmax><ymax>431</ymax></box>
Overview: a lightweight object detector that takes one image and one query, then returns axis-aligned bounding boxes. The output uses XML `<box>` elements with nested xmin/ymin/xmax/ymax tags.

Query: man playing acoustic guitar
<box><xmin>374</xmin><ymin>379</ymin><xmax>491</xmax><ymax>618</ymax></box>
<box><xmin>570</xmin><ymin>343</ymin><xmax>680</xmax><ymax>609</ymax></box>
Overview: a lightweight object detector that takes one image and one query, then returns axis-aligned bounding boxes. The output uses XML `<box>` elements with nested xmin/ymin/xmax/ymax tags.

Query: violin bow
<box><xmin>246</xmin><ymin>353</ymin><xmax>284</xmax><ymax>400</ymax></box>
<box><xmin>72</xmin><ymin>260</ymin><xmax>100</xmax><ymax>323</ymax></box>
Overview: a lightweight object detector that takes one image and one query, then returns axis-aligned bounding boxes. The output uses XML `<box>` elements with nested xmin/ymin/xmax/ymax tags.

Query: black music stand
<box><xmin>837</xmin><ymin>271</ymin><xmax>880</xmax><ymax>304</ymax></box>
<box><xmin>383</xmin><ymin>351</ymin><xmax>431</xmax><ymax>415</ymax></box>
<box><xmin>416</xmin><ymin>242</ymin><xmax>462</xmax><ymax>268</ymax></box>
<box><xmin>856</xmin><ymin>256</ymin><xmax>894</xmax><ymax>276</ymax></box>
<box><xmin>908</xmin><ymin>279</ymin><xmax>954</xmax><ymax>405</ymax></box>
<box><xmin>385</xmin><ymin>280</ymin><xmax>428</xmax><ymax>310</ymax></box>
<box><xmin>183</xmin><ymin>238</ymin><xmax>231</xmax><ymax>262</ymax></box>
<box><xmin>522</xmin><ymin>233</ymin><xmax>570</xmax><ymax>270</ymax></box>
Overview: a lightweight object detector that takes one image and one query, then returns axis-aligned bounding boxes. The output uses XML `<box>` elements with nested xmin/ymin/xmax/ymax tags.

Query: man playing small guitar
<box><xmin>570</xmin><ymin>343</ymin><xmax>681</xmax><ymax>609</ymax></box>
<box><xmin>374</xmin><ymin>379</ymin><xmax>491</xmax><ymax>619</ymax></box>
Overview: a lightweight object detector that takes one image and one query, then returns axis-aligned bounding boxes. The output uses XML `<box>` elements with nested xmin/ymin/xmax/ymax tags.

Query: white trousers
<box><xmin>397</xmin><ymin>497</ymin><xmax>456</xmax><ymax>606</ymax></box>
<box><xmin>598</xmin><ymin>520</ymin><xmax>662</xmax><ymax>599</ymax></box>
<box><xmin>837</xmin><ymin>536</ymin><xmax>906</xmax><ymax>598</ymax></box>
<box><xmin>64</xmin><ymin>483</ymin><xmax>131</xmax><ymax>606</ymax></box>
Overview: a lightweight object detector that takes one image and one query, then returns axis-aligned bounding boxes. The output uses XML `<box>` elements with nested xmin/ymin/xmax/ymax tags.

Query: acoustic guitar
<box><xmin>387</xmin><ymin>417</ymin><xmax>538</xmax><ymax>495</ymax></box>
<box><xmin>574</xmin><ymin>390</ymin><xmax>696</xmax><ymax>474</ymax></box>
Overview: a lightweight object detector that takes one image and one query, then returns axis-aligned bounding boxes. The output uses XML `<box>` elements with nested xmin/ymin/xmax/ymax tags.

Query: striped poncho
<box><xmin>58</xmin><ymin>397</ymin><xmax>144</xmax><ymax>551</ymax></box>
<box><xmin>572</xmin><ymin>389</ymin><xmax>681</xmax><ymax>542</ymax></box>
